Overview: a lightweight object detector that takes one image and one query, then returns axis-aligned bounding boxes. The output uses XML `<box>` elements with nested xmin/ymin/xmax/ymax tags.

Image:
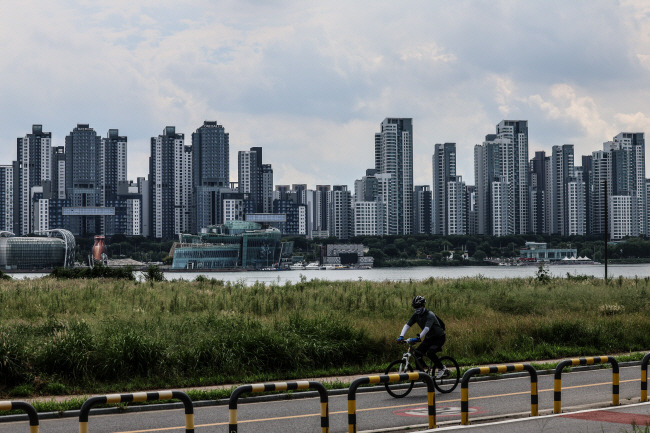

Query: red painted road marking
<box><xmin>562</xmin><ymin>411</ymin><xmax>650</xmax><ymax>426</ymax></box>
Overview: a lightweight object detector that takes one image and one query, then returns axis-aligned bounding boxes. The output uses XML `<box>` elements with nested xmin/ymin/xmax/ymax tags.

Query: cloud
<box><xmin>0</xmin><ymin>0</ymin><xmax>649</xmax><ymax>192</ymax></box>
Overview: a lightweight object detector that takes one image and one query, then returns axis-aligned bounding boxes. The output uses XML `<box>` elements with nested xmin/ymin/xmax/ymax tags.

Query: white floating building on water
<box><xmin>519</xmin><ymin>242</ymin><xmax>580</xmax><ymax>263</ymax></box>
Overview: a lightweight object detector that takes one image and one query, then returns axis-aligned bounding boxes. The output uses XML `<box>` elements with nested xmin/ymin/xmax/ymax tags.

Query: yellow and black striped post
<box><xmin>641</xmin><ymin>353</ymin><xmax>650</xmax><ymax>402</ymax></box>
<box><xmin>0</xmin><ymin>401</ymin><xmax>39</xmax><ymax>432</ymax></box>
<box><xmin>79</xmin><ymin>390</ymin><xmax>194</xmax><ymax>433</ymax></box>
<box><xmin>348</xmin><ymin>372</ymin><xmax>436</xmax><ymax>432</ymax></box>
<box><xmin>460</xmin><ymin>363</ymin><xmax>537</xmax><ymax>425</ymax></box>
<box><xmin>553</xmin><ymin>356</ymin><xmax>619</xmax><ymax>413</ymax></box>
<box><xmin>228</xmin><ymin>381</ymin><xmax>328</xmax><ymax>433</ymax></box>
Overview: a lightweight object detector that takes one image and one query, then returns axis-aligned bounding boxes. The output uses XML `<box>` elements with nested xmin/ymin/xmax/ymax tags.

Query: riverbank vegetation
<box><xmin>0</xmin><ymin>275</ymin><xmax>648</xmax><ymax>401</ymax></box>
<box><xmin>78</xmin><ymin>234</ymin><xmax>650</xmax><ymax>267</ymax></box>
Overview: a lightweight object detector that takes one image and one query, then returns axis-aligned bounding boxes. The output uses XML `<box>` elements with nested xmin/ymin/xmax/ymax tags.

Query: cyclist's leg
<box><xmin>414</xmin><ymin>338</ymin><xmax>435</xmax><ymax>371</ymax></box>
<box><xmin>425</xmin><ymin>335</ymin><xmax>446</xmax><ymax>370</ymax></box>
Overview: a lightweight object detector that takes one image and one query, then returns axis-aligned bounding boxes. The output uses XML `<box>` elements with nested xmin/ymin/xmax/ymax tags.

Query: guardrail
<box><xmin>228</xmin><ymin>381</ymin><xmax>329</xmax><ymax>433</ymax></box>
<box><xmin>553</xmin><ymin>356</ymin><xmax>619</xmax><ymax>413</ymax></box>
<box><xmin>460</xmin><ymin>363</ymin><xmax>537</xmax><ymax>425</ymax></box>
<box><xmin>79</xmin><ymin>391</ymin><xmax>194</xmax><ymax>433</ymax></box>
<box><xmin>0</xmin><ymin>401</ymin><xmax>39</xmax><ymax>432</ymax></box>
<box><xmin>642</xmin><ymin>353</ymin><xmax>650</xmax><ymax>402</ymax></box>
<box><xmin>348</xmin><ymin>372</ymin><xmax>436</xmax><ymax>432</ymax></box>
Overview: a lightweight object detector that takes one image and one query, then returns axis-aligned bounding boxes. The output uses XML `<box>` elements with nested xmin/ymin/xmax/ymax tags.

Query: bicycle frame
<box><xmin>399</xmin><ymin>343</ymin><xmax>429</xmax><ymax>373</ymax></box>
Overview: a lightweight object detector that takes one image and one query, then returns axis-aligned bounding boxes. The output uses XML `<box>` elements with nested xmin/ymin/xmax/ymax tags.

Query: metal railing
<box><xmin>0</xmin><ymin>400</ymin><xmax>39</xmax><ymax>432</ymax></box>
<box><xmin>553</xmin><ymin>356</ymin><xmax>619</xmax><ymax>413</ymax></box>
<box><xmin>460</xmin><ymin>363</ymin><xmax>538</xmax><ymax>425</ymax></box>
<box><xmin>228</xmin><ymin>381</ymin><xmax>329</xmax><ymax>433</ymax></box>
<box><xmin>79</xmin><ymin>390</ymin><xmax>194</xmax><ymax>433</ymax></box>
<box><xmin>348</xmin><ymin>372</ymin><xmax>436</xmax><ymax>432</ymax></box>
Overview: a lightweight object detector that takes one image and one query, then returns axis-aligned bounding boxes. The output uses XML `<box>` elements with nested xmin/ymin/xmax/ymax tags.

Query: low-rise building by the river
<box><xmin>519</xmin><ymin>241</ymin><xmax>577</xmax><ymax>262</ymax></box>
<box><xmin>170</xmin><ymin>221</ymin><xmax>291</xmax><ymax>270</ymax></box>
<box><xmin>321</xmin><ymin>244</ymin><xmax>374</xmax><ymax>268</ymax></box>
<box><xmin>0</xmin><ymin>229</ymin><xmax>75</xmax><ymax>270</ymax></box>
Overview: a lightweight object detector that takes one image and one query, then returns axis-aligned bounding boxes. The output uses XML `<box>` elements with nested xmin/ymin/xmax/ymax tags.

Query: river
<box><xmin>160</xmin><ymin>263</ymin><xmax>650</xmax><ymax>285</ymax></box>
<box><xmin>8</xmin><ymin>263</ymin><xmax>650</xmax><ymax>285</ymax></box>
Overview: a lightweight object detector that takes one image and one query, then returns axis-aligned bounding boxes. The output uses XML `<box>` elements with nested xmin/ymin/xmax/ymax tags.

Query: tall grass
<box><xmin>0</xmin><ymin>275</ymin><xmax>648</xmax><ymax>396</ymax></box>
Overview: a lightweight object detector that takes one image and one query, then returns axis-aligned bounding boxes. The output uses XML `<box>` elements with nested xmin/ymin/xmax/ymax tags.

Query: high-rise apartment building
<box><xmin>413</xmin><ymin>185</ymin><xmax>432</xmax><ymax>235</ymax></box>
<box><xmin>497</xmin><ymin>120</ymin><xmax>529</xmax><ymax>234</ymax></box>
<box><xmin>581</xmin><ymin>155</ymin><xmax>593</xmax><ymax>234</ymax></box>
<box><xmin>102</xmin><ymin>129</ymin><xmax>128</xmax><ymax>236</ymax></box>
<box><xmin>65</xmin><ymin>124</ymin><xmax>104</xmax><ymax>235</ymax></box>
<box><xmin>550</xmin><ymin>144</ymin><xmax>575</xmax><ymax>236</ymax></box>
<box><xmin>374</xmin><ymin>118</ymin><xmax>413</xmax><ymax>235</ymax></box>
<box><xmin>474</xmin><ymin>134</ymin><xmax>503</xmax><ymax>235</ymax></box>
<box><xmin>567</xmin><ymin>167</ymin><xmax>586</xmax><ymax>236</ymax></box>
<box><xmin>588</xmin><ymin>133</ymin><xmax>645</xmax><ymax>239</ymax></box>
<box><xmin>590</xmin><ymin>148</ymin><xmax>610</xmax><ymax>235</ymax></box>
<box><xmin>432</xmin><ymin>142</ymin><xmax>456</xmax><ymax>235</ymax></box>
<box><xmin>352</xmin><ymin>170</ymin><xmax>390</xmax><ymax>237</ymax></box>
<box><xmin>354</xmin><ymin>201</ymin><xmax>382</xmax><ymax>236</ymax></box>
<box><xmin>150</xmin><ymin>126</ymin><xmax>191</xmax><ymax>239</ymax></box>
<box><xmin>16</xmin><ymin>125</ymin><xmax>52</xmax><ymax>235</ymax></box>
<box><xmin>465</xmin><ymin>185</ymin><xmax>478</xmax><ymax>235</ymax></box>
<box><xmin>328</xmin><ymin>185</ymin><xmax>352</xmax><ymax>240</ymax></box>
<box><xmin>612</xmin><ymin>133</ymin><xmax>646</xmax><ymax>235</ymax></box>
<box><xmin>192</xmin><ymin>121</ymin><xmax>229</xmax><ymax>231</ymax></box>
<box><xmin>52</xmin><ymin>146</ymin><xmax>66</xmax><ymax>200</ymax></box>
<box><xmin>103</xmin><ymin>129</ymin><xmax>127</xmax><ymax>201</ymax></box>
<box><xmin>0</xmin><ymin>165</ymin><xmax>13</xmax><ymax>232</ymax></box>
<box><xmin>609</xmin><ymin>195</ymin><xmax>638</xmax><ymax>240</ymax></box>
<box><xmin>238</xmin><ymin>147</ymin><xmax>273</xmax><ymax>215</ymax></box>
<box><xmin>447</xmin><ymin>176</ymin><xmax>466</xmax><ymax>235</ymax></box>
<box><xmin>474</xmin><ymin>121</ymin><xmax>529</xmax><ymax>236</ymax></box>
<box><xmin>314</xmin><ymin>185</ymin><xmax>331</xmax><ymax>237</ymax></box>
<box><xmin>529</xmin><ymin>151</ymin><xmax>549</xmax><ymax>234</ymax></box>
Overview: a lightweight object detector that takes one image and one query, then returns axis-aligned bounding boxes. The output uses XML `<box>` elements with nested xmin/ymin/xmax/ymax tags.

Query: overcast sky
<box><xmin>2</xmin><ymin>1</ymin><xmax>650</xmax><ymax>188</ymax></box>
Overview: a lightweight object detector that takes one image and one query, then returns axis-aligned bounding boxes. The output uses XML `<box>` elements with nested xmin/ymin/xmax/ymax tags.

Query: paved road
<box><xmin>0</xmin><ymin>364</ymin><xmax>647</xmax><ymax>432</ymax></box>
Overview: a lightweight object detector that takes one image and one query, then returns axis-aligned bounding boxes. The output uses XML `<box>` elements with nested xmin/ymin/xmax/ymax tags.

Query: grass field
<box><xmin>0</xmin><ymin>274</ymin><xmax>648</xmax><ymax>399</ymax></box>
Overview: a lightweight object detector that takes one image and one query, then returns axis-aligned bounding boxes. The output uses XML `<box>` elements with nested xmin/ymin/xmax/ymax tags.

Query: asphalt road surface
<box><xmin>1</xmin><ymin>364</ymin><xmax>647</xmax><ymax>432</ymax></box>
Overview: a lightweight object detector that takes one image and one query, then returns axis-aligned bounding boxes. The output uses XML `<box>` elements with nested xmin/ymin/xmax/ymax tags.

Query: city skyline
<box><xmin>2</xmin><ymin>118</ymin><xmax>646</xmax><ymax>240</ymax></box>
<box><xmin>2</xmin><ymin>2</ymin><xmax>650</xmax><ymax>189</ymax></box>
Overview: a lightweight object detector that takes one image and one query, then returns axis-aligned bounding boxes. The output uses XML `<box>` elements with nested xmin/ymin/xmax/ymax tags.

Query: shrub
<box><xmin>144</xmin><ymin>265</ymin><xmax>165</xmax><ymax>282</ymax></box>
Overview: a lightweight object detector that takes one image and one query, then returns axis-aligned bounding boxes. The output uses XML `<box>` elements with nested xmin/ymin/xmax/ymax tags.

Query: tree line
<box><xmin>74</xmin><ymin>233</ymin><xmax>650</xmax><ymax>267</ymax></box>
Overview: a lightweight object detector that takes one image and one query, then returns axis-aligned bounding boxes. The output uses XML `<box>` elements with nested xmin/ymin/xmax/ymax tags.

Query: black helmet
<box><xmin>411</xmin><ymin>296</ymin><xmax>426</xmax><ymax>308</ymax></box>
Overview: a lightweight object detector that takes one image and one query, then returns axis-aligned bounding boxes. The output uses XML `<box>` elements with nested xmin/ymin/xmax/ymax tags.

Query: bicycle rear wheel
<box><xmin>384</xmin><ymin>359</ymin><xmax>414</xmax><ymax>398</ymax></box>
<box><xmin>433</xmin><ymin>355</ymin><xmax>460</xmax><ymax>393</ymax></box>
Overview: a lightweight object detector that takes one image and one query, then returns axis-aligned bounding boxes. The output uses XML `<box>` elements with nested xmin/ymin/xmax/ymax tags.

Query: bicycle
<box><xmin>384</xmin><ymin>340</ymin><xmax>460</xmax><ymax>397</ymax></box>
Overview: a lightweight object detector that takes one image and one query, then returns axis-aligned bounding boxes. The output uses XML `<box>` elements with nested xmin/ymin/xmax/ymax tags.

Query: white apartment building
<box><xmin>223</xmin><ymin>198</ymin><xmax>244</xmax><ymax>222</ymax></box>
<box><xmin>0</xmin><ymin>165</ymin><xmax>13</xmax><ymax>232</ymax></box>
<box><xmin>609</xmin><ymin>195</ymin><xmax>638</xmax><ymax>240</ymax></box>
<box><xmin>567</xmin><ymin>173</ymin><xmax>586</xmax><ymax>236</ymax></box>
<box><xmin>354</xmin><ymin>201</ymin><xmax>380</xmax><ymax>236</ymax></box>
<box><xmin>446</xmin><ymin>176</ymin><xmax>466</xmax><ymax>235</ymax></box>
<box><xmin>126</xmin><ymin>198</ymin><xmax>141</xmax><ymax>236</ymax></box>
<box><xmin>491</xmin><ymin>178</ymin><xmax>510</xmax><ymax>237</ymax></box>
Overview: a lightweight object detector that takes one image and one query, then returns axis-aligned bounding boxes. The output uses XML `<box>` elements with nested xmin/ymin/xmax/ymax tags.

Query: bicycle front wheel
<box><xmin>433</xmin><ymin>355</ymin><xmax>460</xmax><ymax>393</ymax></box>
<box><xmin>384</xmin><ymin>359</ymin><xmax>415</xmax><ymax>398</ymax></box>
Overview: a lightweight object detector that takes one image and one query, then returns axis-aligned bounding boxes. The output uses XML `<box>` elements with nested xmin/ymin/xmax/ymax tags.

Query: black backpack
<box><xmin>435</xmin><ymin>314</ymin><xmax>446</xmax><ymax>330</ymax></box>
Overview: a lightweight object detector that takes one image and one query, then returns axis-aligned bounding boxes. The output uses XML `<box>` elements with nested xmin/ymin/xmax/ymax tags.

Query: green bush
<box><xmin>144</xmin><ymin>265</ymin><xmax>165</xmax><ymax>282</ymax></box>
<box><xmin>51</xmin><ymin>265</ymin><xmax>135</xmax><ymax>280</ymax></box>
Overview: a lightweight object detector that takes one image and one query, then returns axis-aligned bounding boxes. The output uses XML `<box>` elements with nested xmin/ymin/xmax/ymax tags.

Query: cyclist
<box><xmin>396</xmin><ymin>295</ymin><xmax>448</xmax><ymax>379</ymax></box>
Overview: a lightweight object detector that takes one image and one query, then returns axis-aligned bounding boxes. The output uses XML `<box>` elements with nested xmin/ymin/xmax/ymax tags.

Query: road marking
<box><xmin>562</xmin><ymin>410</ymin><xmax>650</xmax><ymax>426</ymax></box>
<box><xmin>113</xmin><ymin>377</ymin><xmax>641</xmax><ymax>432</ymax></box>
<box><xmin>394</xmin><ymin>405</ymin><xmax>485</xmax><ymax>418</ymax></box>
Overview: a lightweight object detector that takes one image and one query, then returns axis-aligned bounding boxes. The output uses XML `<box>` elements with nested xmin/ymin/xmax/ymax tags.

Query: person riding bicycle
<box><xmin>396</xmin><ymin>295</ymin><xmax>448</xmax><ymax>379</ymax></box>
